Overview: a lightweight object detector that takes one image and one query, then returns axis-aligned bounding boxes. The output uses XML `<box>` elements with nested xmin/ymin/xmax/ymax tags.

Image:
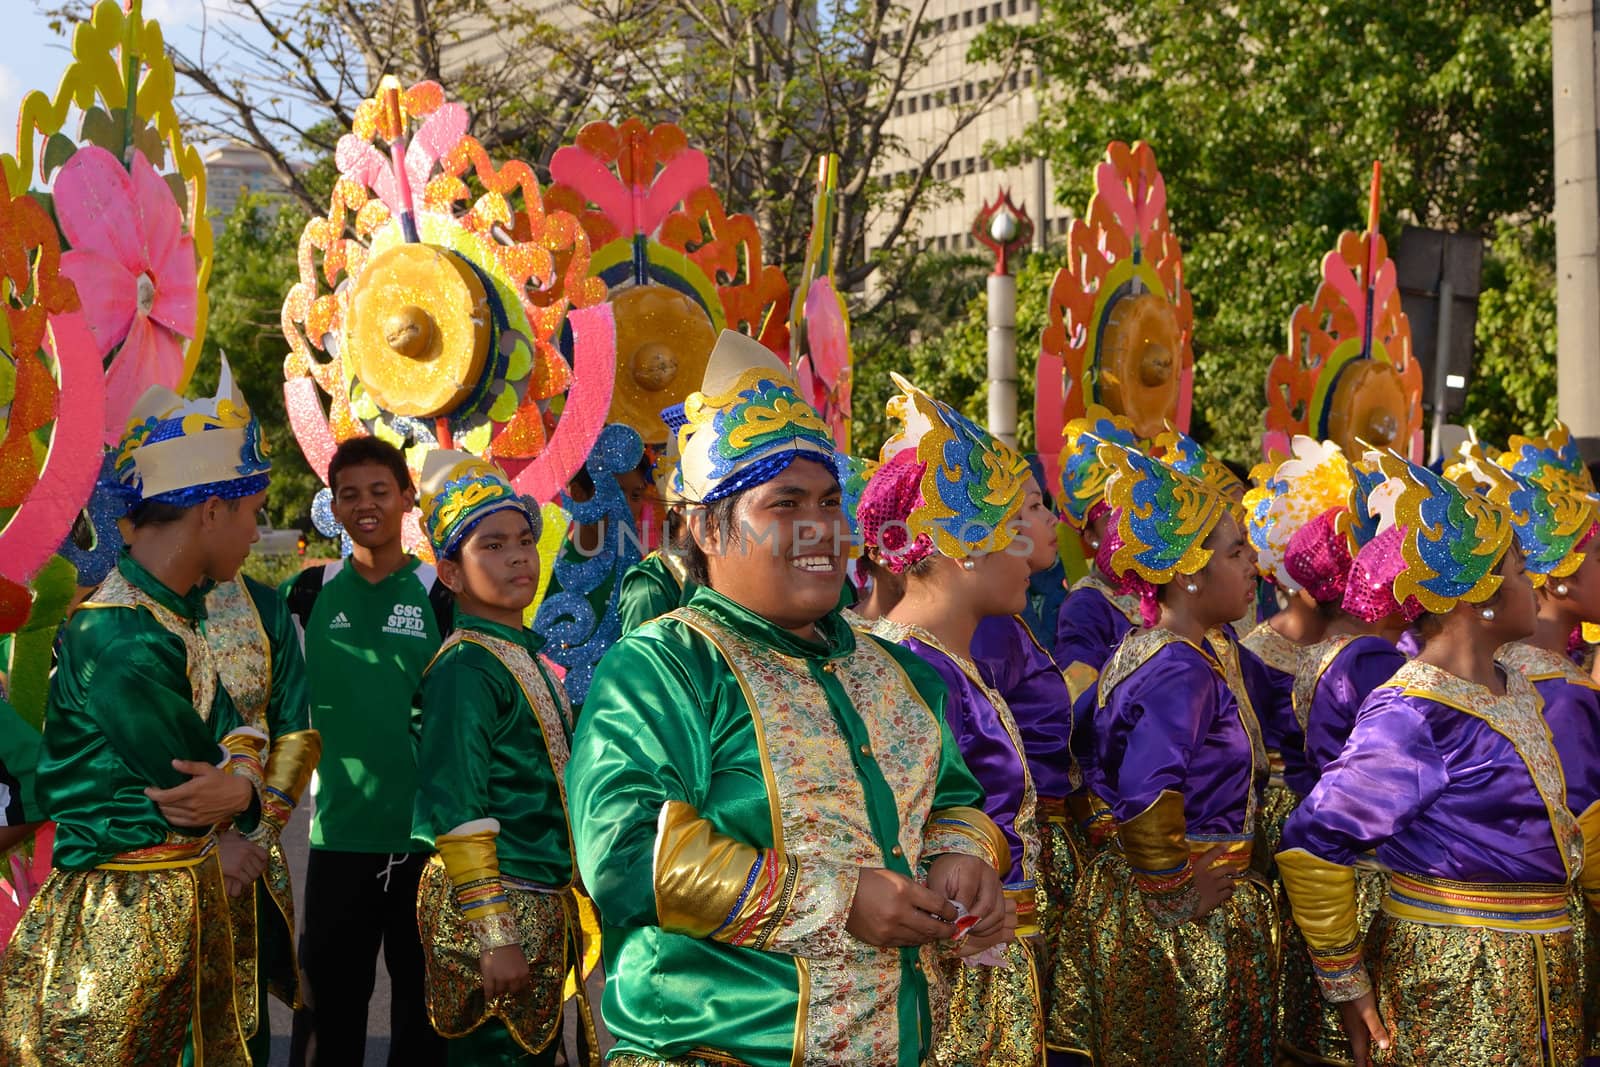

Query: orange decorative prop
<box><xmin>1263</xmin><ymin>163</ymin><xmax>1423</xmax><ymax>461</ymax></box>
<box><xmin>1037</xmin><ymin>141</ymin><xmax>1193</xmax><ymax>493</ymax></box>
<box><xmin>547</xmin><ymin>118</ymin><xmax>791</xmax><ymax>442</ymax></box>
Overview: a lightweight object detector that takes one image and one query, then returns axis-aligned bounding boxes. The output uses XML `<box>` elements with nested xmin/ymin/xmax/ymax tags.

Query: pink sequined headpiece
<box><xmin>858</xmin><ymin>451</ymin><xmax>936</xmax><ymax>575</ymax></box>
<box><xmin>1095</xmin><ymin>510</ymin><xmax>1160</xmax><ymax>627</ymax></box>
<box><xmin>1284</xmin><ymin>508</ymin><xmax>1354</xmax><ymax>605</ymax></box>
<box><xmin>1342</xmin><ymin>523</ymin><xmax>1425</xmax><ymax>623</ymax></box>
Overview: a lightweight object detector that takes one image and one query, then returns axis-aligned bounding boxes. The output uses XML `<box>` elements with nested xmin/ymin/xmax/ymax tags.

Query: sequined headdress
<box><xmin>419</xmin><ymin>448</ymin><xmax>538</xmax><ymax>558</ymax></box>
<box><xmin>1152</xmin><ymin>426</ymin><xmax>1246</xmax><ymax>501</ymax></box>
<box><xmin>1366</xmin><ymin>448</ymin><xmax>1515</xmax><ymax>614</ymax></box>
<box><xmin>1497</xmin><ymin>420</ymin><xmax>1596</xmax><ymax>499</ymax></box>
<box><xmin>1448</xmin><ymin>438</ymin><xmax>1597</xmax><ymax>588</ymax></box>
<box><xmin>881</xmin><ymin>373</ymin><xmax>1031</xmax><ymax>559</ymax></box>
<box><xmin>1058</xmin><ymin>405</ymin><xmax>1140</xmax><ymax>529</ymax></box>
<box><xmin>113</xmin><ymin>357</ymin><xmax>271</xmax><ymax>509</ymax></box>
<box><xmin>1244</xmin><ymin>436</ymin><xmax>1355</xmax><ymax>593</ymax></box>
<box><xmin>1097</xmin><ymin>440</ymin><xmax>1235</xmax><ymax>586</ymax></box>
<box><xmin>675</xmin><ymin>330</ymin><xmax>836</xmax><ymax>504</ymax></box>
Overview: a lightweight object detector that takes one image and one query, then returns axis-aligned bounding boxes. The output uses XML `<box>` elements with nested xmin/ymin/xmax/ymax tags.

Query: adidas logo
<box><xmin>329</xmin><ymin>612</ymin><xmax>352</xmax><ymax>630</ymax></box>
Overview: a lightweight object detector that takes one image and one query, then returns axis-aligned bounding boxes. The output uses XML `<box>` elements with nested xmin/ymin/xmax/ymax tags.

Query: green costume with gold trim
<box><xmin>411</xmin><ymin>613</ymin><xmax>597</xmax><ymax>1065</ymax></box>
<box><xmin>617</xmin><ymin>550</ymin><xmax>695</xmax><ymax>634</ymax></box>
<box><xmin>0</xmin><ymin>554</ymin><xmax>268</xmax><ymax>1065</ymax></box>
<box><xmin>569</xmin><ymin>586</ymin><xmax>1006</xmax><ymax>1067</ymax></box>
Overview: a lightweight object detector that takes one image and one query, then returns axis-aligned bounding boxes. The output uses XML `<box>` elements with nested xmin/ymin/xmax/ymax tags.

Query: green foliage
<box><xmin>973</xmin><ymin>0</ymin><xmax>1554</xmax><ymax>462</ymax></box>
<box><xmin>1464</xmin><ymin>218</ymin><xmax>1558</xmax><ymax>443</ymax></box>
<box><xmin>239</xmin><ymin>551</ymin><xmax>310</xmax><ymax>590</ymax></box>
<box><xmin>190</xmin><ymin>193</ymin><xmax>319</xmax><ymax>530</ymax></box>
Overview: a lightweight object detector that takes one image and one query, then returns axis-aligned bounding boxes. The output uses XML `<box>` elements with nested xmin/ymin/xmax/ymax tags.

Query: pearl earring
<box><xmin>961</xmin><ymin>559</ymin><xmax>976</xmax><ymax>571</ymax></box>
<box><xmin>1480</xmin><ymin>607</ymin><xmax>1496</xmax><ymax>621</ymax></box>
<box><xmin>1184</xmin><ymin>582</ymin><xmax>1199</xmax><ymax>594</ymax></box>
<box><xmin>1557</xmin><ymin>583</ymin><xmax>1570</xmax><ymax>596</ymax></box>
<box><xmin>1088</xmin><ymin>538</ymin><xmax>1101</xmax><ymax>550</ymax></box>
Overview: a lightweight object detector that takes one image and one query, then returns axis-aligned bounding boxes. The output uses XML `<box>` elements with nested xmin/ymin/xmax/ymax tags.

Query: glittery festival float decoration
<box><xmin>1264</xmin><ymin>163</ymin><xmax>1423</xmax><ymax>461</ymax></box>
<box><xmin>1036</xmin><ymin>141</ymin><xmax>1194</xmax><ymax>494</ymax></box>
<box><xmin>789</xmin><ymin>155</ymin><xmax>852</xmax><ymax>453</ymax></box>
<box><xmin>546</xmin><ymin>118</ymin><xmax>790</xmax><ymax>446</ymax></box>
<box><xmin>533</xmin><ymin>423</ymin><xmax>645</xmax><ymax>703</ymax></box>
<box><xmin>281</xmin><ymin>77</ymin><xmax>616</xmax><ymax>562</ymax></box>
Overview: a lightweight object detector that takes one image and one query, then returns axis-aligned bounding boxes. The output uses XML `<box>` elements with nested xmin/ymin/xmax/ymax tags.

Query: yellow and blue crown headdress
<box><xmin>1152</xmin><ymin>426</ymin><xmax>1247</xmax><ymax>501</ymax></box>
<box><xmin>1367</xmin><ymin>448</ymin><xmax>1515</xmax><ymax>614</ymax></box>
<box><xmin>113</xmin><ymin>357</ymin><xmax>272</xmax><ymax>509</ymax></box>
<box><xmin>418</xmin><ymin>448</ymin><xmax>538</xmax><ymax>558</ymax></box>
<box><xmin>1243</xmin><ymin>437</ymin><xmax>1355</xmax><ymax>591</ymax></box>
<box><xmin>881</xmin><ymin>372</ymin><xmax>1030</xmax><ymax>559</ymax></box>
<box><xmin>1058</xmin><ymin>405</ymin><xmax>1140</xmax><ymax>528</ymax></box>
<box><xmin>1098</xmin><ymin>439</ymin><xmax>1234</xmax><ymax>586</ymax></box>
<box><xmin>1447</xmin><ymin>439</ymin><xmax>1597</xmax><ymax>588</ymax></box>
<box><xmin>1497</xmin><ymin>420</ymin><xmax>1597</xmax><ymax>499</ymax></box>
<box><xmin>676</xmin><ymin>330</ymin><xmax>836</xmax><ymax>504</ymax></box>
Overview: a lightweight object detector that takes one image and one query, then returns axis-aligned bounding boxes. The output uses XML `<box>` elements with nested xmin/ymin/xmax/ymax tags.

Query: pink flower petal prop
<box><xmin>59</xmin><ymin>249</ymin><xmax>135</xmax><ymax>359</ymax></box>
<box><xmin>54</xmin><ymin>145</ymin><xmax>146</xmax><ymax>274</ymax></box>
<box><xmin>284</xmin><ymin>375</ymin><xmax>337</xmax><ymax>481</ymax></box>
<box><xmin>407</xmin><ymin>103</ymin><xmax>470</xmax><ymax>194</ymax></box>
<box><xmin>102</xmin><ymin>315</ymin><xmax>184</xmax><ymax>440</ymax></box>
<box><xmin>336</xmin><ymin>134</ymin><xmax>403</xmax><ymax>218</ymax></box>
<box><xmin>129</xmin><ymin>149</ymin><xmax>182</xmax><ymax>276</ymax></box>
<box><xmin>1035</xmin><ymin>349</ymin><xmax>1065</xmax><ymax>496</ymax></box>
<box><xmin>510</xmin><ymin>303</ymin><xmax>616</xmax><ymax>504</ymax></box>
<box><xmin>803</xmin><ymin>278</ymin><xmax>848</xmax><ymax>384</ymax></box>
<box><xmin>0</xmin><ymin>311</ymin><xmax>105</xmax><ymax>583</ymax></box>
<box><xmin>549</xmin><ymin>141</ymin><xmax>708</xmax><ymax>239</ymax></box>
<box><xmin>148</xmin><ymin>234</ymin><xmax>197</xmax><ymax>338</ymax></box>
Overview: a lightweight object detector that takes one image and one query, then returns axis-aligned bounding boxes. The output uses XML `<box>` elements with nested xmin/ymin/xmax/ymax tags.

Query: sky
<box><xmin>4</xmin><ymin>1</ymin><xmax>238</xmax><ymax>157</ymax></box>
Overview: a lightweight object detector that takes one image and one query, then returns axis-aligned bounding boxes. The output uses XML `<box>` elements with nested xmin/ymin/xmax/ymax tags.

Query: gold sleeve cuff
<box><xmin>437</xmin><ymin>828</ymin><xmax>511</xmax><ymax>923</ymax></box>
<box><xmin>1577</xmin><ymin>802</ymin><xmax>1600</xmax><ymax>898</ymax></box>
<box><xmin>1120</xmin><ymin>790</ymin><xmax>1189</xmax><ymax>877</ymax></box>
<box><xmin>1276</xmin><ymin>847</ymin><xmax>1370</xmax><ymax>1002</ymax></box>
<box><xmin>654</xmin><ymin>799</ymin><xmax>800</xmax><ymax>946</ymax></box>
<box><xmin>1063</xmin><ymin>661</ymin><xmax>1100</xmax><ymax>705</ymax></box>
<box><xmin>263</xmin><ymin>729</ymin><xmax>321</xmax><ymax>808</ymax></box>
<box><xmin>924</xmin><ymin>805</ymin><xmax>1009</xmax><ymax>873</ymax></box>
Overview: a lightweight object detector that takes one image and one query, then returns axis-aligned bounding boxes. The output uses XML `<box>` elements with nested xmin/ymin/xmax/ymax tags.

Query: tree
<box><xmin>43</xmin><ymin>0</ymin><xmax>1027</xmax><ymax>303</ymax></box>
<box><xmin>974</xmin><ymin>0</ymin><xmax>1555</xmax><ymax>462</ymax></box>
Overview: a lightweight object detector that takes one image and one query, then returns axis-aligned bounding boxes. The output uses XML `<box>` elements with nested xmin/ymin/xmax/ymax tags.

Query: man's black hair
<box><xmin>328</xmin><ymin>436</ymin><xmax>413</xmax><ymax>494</ymax></box>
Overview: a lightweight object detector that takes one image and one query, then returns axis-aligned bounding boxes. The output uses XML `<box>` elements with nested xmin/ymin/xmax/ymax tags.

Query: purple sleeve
<box><xmin>971</xmin><ymin>615</ymin><xmax>1025</xmax><ymax>695</ymax></box>
<box><xmin>1097</xmin><ymin>649</ymin><xmax>1216</xmax><ymax>821</ymax></box>
<box><xmin>1540</xmin><ymin>677</ymin><xmax>1600</xmax><ymax>815</ymax></box>
<box><xmin>1281</xmin><ymin>687</ymin><xmax>1448</xmax><ymax>867</ymax></box>
<box><xmin>1054</xmin><ymin>588</ymin><xmax>1127</xmax><ymax>674</ymax></box>
<box><xmin>1304</xmin><ymin>639</ymin><xmax>1405</xmax><ymax>776</ymax></box>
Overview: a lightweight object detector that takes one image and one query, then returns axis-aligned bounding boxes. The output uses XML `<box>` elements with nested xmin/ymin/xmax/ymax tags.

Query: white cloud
<box><xmin>0</xmin><ymin>64</ymin><xmax>20</xmax><ymax>135</ymax></box>
<box><xmin>143</xmin><ymin>0</ymin><xmax>206</xmax><ymax>25</ymax></box>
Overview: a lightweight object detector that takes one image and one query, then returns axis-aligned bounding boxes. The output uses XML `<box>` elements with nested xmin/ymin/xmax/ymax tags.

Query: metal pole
<box><xmin>988</xmin><ymin>272</ymin><xmax>1018</xmax><ymax>446</ymax></box>
<box><xmin>1553</xmin><ymin>1</ymin><xmax>1600</xmax><ymax>457</ymax></box>
<box><xmin>1429</xmin><ymin>278</ymin><xmax>1455</xmax><ymax>463</ymax></box>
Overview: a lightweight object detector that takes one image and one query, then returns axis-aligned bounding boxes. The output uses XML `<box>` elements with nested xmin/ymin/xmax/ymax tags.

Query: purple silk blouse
<box><xmin>1282</xmin><ymin>670</ymin><xmax>1576</xmax><ymax>884</ymax></box>
<box><xmin>1239</xmin><ymin>640</ymin><xmax>1316</xmax><ymax>796</ymax></box>
<box><xmin>1301</xmin><ymin>636</ymin><xmax>1404</xmax><ymax>782</ymax></box>
<box><xmin>1095</xmin><ymin>638</ymin><xmax>1264</xmax><ymax>838</ymax></box>
<box><xmin>972</xmin><ymin>614</ymin><xmax>1079</xmax><ymax>800</ymax></box>
<box><xmin>1055</xmin><ymin>581</ymin><xmax>1140</xmax><ymax>793</ymax></box>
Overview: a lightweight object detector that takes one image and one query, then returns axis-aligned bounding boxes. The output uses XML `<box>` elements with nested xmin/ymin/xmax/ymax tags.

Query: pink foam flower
<box><xmin>56</xmin><ymin>146</ymin><xmax>197</xmax><ymax>443</ymax></box>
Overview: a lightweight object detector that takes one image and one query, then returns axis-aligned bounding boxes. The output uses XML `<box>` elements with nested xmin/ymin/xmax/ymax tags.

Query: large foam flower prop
<box><xmin>55</xmin><ymin>146</ymin><xmax>196</xmax><ymax>441</ymax></box>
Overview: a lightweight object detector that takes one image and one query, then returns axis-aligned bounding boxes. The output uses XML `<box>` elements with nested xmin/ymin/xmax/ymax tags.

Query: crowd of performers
<box><xmin>0</xmin><ymin>326</ymin><xmax>1598</xmax><ymax>1067</ymax></box>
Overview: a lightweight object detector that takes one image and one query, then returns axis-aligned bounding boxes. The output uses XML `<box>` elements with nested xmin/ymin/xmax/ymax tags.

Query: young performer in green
<box><xmin>0</xmin><ymin>365</ymin><xmax>274</xmax><ymax>1064</ymax></box>
<box><xmin>411</xmin><ymin>449</ymin><xmax>595</xmax><ymax>1066</ymax></box>
<box><xmin>569</xmin><ymin>331</ymin><xmax>1013</xmax><ymax>1067</ymax></box>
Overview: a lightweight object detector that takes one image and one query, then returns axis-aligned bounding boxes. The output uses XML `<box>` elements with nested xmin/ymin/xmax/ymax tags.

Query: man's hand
<box><xmin>1338</xmin><ymin>990</ymin><xmax>1390</xmax><ymax>1067</ymax></box>
<box><xmin>145</xmin><ymin>759</ymin><xmax>253</xmax><ymax>827</ymax></box>
<box><xmin>953</xmin><ymin>889</ymin><xmax>1018</xmax><ymax>959</ymax></box>
<box><xmin>480</xmin><ymin>944</ymin><xmax>531</xmax><ymax>999</ymax></box>
<box><xmin>926</xmin><ymin>852</ymin><xmax>1005</xmax><ymax>939</ymax></box>
<box><xmin>846</xmin><ymin>867</ymin><xmax>956</xmax><ymax>947</ymax></box>
<box><xmin>1191</xmin><ymin>845</ymin><xmax>1237</xmax><ymax>919</ymax></box>
<box><xmin>217</xmin><ymin>829</ymin><xmax>269</xmax><ymax>898</ymax></box>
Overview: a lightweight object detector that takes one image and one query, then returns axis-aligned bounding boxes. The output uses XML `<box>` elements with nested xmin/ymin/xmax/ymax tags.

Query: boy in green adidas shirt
<box><xmin>411</xmin><ymin>449</ymin><xmax>593</xmax><ymax>1066</ymax></box>
<box><xmin>283</xmin><ymin>436</ymin><xmax>450</xmax><ymax>1064</ymax></box>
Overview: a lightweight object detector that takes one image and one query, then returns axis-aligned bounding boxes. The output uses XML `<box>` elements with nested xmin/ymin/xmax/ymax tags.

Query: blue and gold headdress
<box><xmin>1448</xmin><ymin>439</ymin><xmax>1597</xmax><ymax>588</ymax></box>
<box><xmin>1152</xmin><ymin>426</ymin><xmax>1247</xmax><ymax>501</ymax></box>
<box><xmin>419</xmin><ymin>448</ymin><xmax>538</xmax><ymax>558</ymax></box>
<box><xmin>676</xmin><ymin>330</ymin><xmax>836</xmax><ymax>504</ymax></box>
<box><xmin>1367</xmin><ymin>448</ymin><xmax>1515</xmax><ymax>614</ymax></box>
<box><xmin>1497</xmin><ymin>420</ymin><xmax>1596</xmax><ymax>500</ymax></box>
<box><xmin>113</xmin><ymin>357</ymin><xmax>272</xmax><ymax>509</ymax></box>
<box><xmin>1058</xmin><ymin>405</ymin><xmax>1140</xmax><ymax>528</ymax></box>
<box><xmin>881</xmin><ymin>372</ymin><xmax>1030</xmax><ymax>559</ymax></box>
<box><xmin>1098</xmin><ymin>440</ymin><xmax>1234</xmax><ymax>585</ymax></box>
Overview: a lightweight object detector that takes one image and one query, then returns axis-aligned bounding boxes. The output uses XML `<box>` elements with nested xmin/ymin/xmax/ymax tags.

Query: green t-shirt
<box><xmin>285</xmin><ymin>557</ymin><xmax>445</xmax><ymax>852</ymax></box>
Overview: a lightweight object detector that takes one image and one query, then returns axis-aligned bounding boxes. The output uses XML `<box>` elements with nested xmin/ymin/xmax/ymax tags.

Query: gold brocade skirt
<box><xmin>927</xmin><ymin>935</ymin><xmax>1044</xmax><ymax>1066</ymax></box>
<box><xmin>1039</xmin><ymin>805</ymin><xmax>1095</xmax><ymax>1057</ymax></box>
<box><xmin>226</xmin><ymin>840</ymin><xmax>299</xmax><ymax>1039</ymax></box>
<box><xmin>1080</xmin><ymin>850</ymin><xmax>1279</xmax><ymax>1067</ymax></box>
<box><xmin>1279</xmin><ymin>863</ymin><xmax>1388</xmax><ymax>1066</ymax></box>
<box><xmin>416</xmin><ymin>856</ymin><xmax>593</xmax><ymax>1058</ymax></box>
<box><xmin>1252</xmin><ymin>779</ymin><xmax>1301</xmax><ymax>882</ymax></box>
<box><xmin>1366</xmin><ymin>910</ymin><xmax>1582</xmax><ymax>1066</ymax></box>
<box><xmin>0</xmin><ymin>853</ymin><xmax>247</xmax><ymax>1066</ymax></box>
<box><xmin>1575</xmin><ymin>889</ymin><xmax>1600</xmax><ymax>1058</ymax></box>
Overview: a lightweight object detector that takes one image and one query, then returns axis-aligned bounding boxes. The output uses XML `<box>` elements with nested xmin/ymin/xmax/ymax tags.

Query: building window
<box><xmin>976</xmin><ymin>5</ymin><xmax>987</xmax><ymax>23</ymax></box>
<box><xmin>1008</xmin><ymin>0</ymin><xmax>1018</xmax><ymax>14</ymax></box>
<box><xmin>963</xmin><ymin>9</ymin><xmax>973</xmax><ymax>26</ymax></box>
<box><xmin>922</xmin><ymin>93</ymin><xmax>933</xmax><ymax>110</ymax></box>
<box><xmin>906</xmin><ymin>96</ymin><xmax>916</xmax><ymax>114</ymax></box>
<box><xmin>1007</xmin><ymin>72</ymin><xmax>1018</xmax><ymax>91</ymax></box>
<box><xmin>936</xmin><ymin>162</ymin><xmax>947</xmax><ymax>180</ymax></box>
<box><xmin>965</xmin><ymin>82</ymin><xmax>976</xmax><ymax>102</ymax></box>
<box><xmin>1023</xmin><ymin>69</ymin><xmax>1035</xmax><ymax>87</ymax></box>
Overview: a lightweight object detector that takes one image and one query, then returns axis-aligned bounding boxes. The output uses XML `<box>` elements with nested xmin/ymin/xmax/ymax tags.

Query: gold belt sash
<box><xmin>95</xmin><ymin>836</ymin><xmax>215</xmax><ymax>871</ymax></box>
<box><xmin>1188</xmin><ymin>836</ymin><xmax>1254</xmax><ymax>870</ymax></box>
<box><xmin>1383</xmin><ymin>872</ymin><xmax>1572</xmax><ymax>933</ymax></box>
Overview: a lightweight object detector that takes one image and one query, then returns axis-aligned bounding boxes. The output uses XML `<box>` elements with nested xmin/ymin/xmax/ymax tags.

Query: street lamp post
<box><xmin>972</xmin><ymin>190</ymin><xmax>1034</xmax><ymax>448</ymax></box>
